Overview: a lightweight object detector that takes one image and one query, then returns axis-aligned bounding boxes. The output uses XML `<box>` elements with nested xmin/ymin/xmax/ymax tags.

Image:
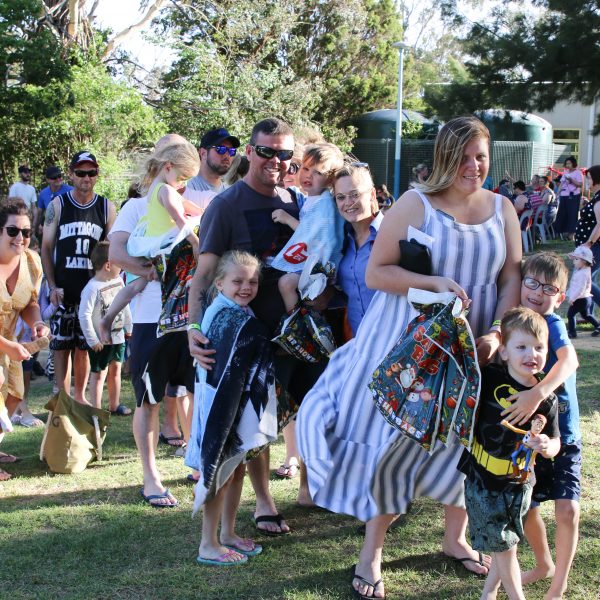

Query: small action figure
<box><xmin>501</xmin><ymin>413</ymin><xmax>547</xmax><ymax>483</ymax></box>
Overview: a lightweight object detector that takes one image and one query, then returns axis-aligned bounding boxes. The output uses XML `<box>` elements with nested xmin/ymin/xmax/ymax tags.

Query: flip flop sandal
<box><xmin>275</xmin><ymin>462</ymin><xmax>299</xmax><ymax>479</ymax></box>
<box><xmin>110</xmin><ymin>404</ymin><xmax>132</xmax><ymax>416</ymax></box>
<box><xmin>351</xmin><ymin>565</ymin><xmax>386</xmax><ymax>600</ymax></box>
<box><xmin>448</xmin><ymin>551</ymin><xmax>487</xmax><ymax>576</ymax></box>
<box><xmin>20</xmin><ymin>414</ymin><xmax>44</xmax><ymax>428</ymax></box>
<box><xmin>223</xmin><ymin>539</ymin><xmax>263</xmax><ymax>557</ymax></box>
<box><xmin>0</xmin><ymin>452</ymin><xmax>19</xmax><ymax>464</ymax></box>
<box><xmin>252</xmin><ymin>514</ymin><xmax>291</xmax><ymax>536</ymax></box>
<box><xmin>158</xmin><ymin>432</ymin><xmax>186</xmax><ymax>448</ymax></box>
<box><xmin>196</xmin><ymin>549</ymin><xmax>248</xmax><ymax>566</ymax></box>
<box><xmin>140</xmin><ymin>488</ymin><xmax>178</xmax><ymax>508</ymax></box>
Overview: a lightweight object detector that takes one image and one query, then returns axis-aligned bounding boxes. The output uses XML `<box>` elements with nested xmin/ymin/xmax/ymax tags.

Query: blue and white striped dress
<box><xmin>297</xmin><ymin>191</ymin><xmax>507</xmax><ymax>521</ymax></box>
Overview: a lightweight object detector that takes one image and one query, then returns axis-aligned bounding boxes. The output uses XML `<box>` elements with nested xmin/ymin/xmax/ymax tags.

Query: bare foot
<box><xmin>522</xmin><ymin>564</ymin><xmax>555</xmax><ymax>586</ymax></box>
<box><xmin>442</xmin><ymin>541</ymin><xmax>490</xmax><ymax>575</ymax></box>
<box><xmin>543</xmin><ymin>589</ymin><xmax>565</xmax><ymax>600</ymax></box>
<box><xmin>352</xmin><ymin>563</ymin><xmax>385</xmax><ymax>599</ymax></box>
<box><xmin>296</xmin><ymin>483</ymin><xmax>315</xmax><ymax>507</ymax></box>
<box><xmin>98</xmin><ymin>317</ymin><xmax>112</xmax><ymax>345</ymax></box>
<box><xmin>0</xmin><ymin>467</ymin><xmax>12</xmax><ymax>481</ymax></box>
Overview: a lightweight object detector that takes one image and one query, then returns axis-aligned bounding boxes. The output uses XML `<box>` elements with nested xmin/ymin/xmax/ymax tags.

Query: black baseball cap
<box><xmin>199</xmin><ymin>128</ymin><xmax>240</xmax><ymax>149</ymax></box>
<box><xmin>18</xmin><ymin>165</ymin><xmax>31</xmax><ymax>173</ymax></box>
<box><xmin>70</xmin><ymin>151</ymin><xmax>99</xmax><ymax>169</ymax></box>
<box><xmin>45</xmin><ymin>166</ymin><xmax>63</xmax><ymax>179</ymax></box>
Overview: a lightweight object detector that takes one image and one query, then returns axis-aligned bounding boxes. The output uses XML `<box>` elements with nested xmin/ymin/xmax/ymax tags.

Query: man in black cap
<box><xmin>187</xmin><ymin>127</ymin><xmax>240</xmax><ymax>193</ymax></box>
<box><xmin>41</xmin><ymin>151</ymin><xmax>116</xmax><ymax>404</ymax></box>
<box><xmin>9</xmin><ymin>165</ymin><xmax>37</xmax><ymax>218</ymax></box>
<box><xmin>35</xmin><ymin>166</ymin><xmax>73</xmax><ymax>237</ymax></box>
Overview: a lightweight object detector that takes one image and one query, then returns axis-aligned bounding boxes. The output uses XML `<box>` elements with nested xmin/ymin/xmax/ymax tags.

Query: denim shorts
<box><xmin>465</xmin><ymin>474</ymin><xmax>532</xmax><ymax>553</ymax></box>
<box><xmin>531</xmin><ymin>439</ymin><xmax>582</xmax><ymax>506</ymax></box>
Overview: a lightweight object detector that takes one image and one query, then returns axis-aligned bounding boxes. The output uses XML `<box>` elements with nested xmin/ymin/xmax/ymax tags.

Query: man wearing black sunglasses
<box><xmin>188</xmin><ymin>127</ymin><xmax>240</xmax><ymax>193</ymax></box>
<box><xmin>41</xmin><ymin>151</ymin><xmax>116</xmax><ymax>405</ymax></box>
<box><xmin>188</xmin><ymin>118</ymin><xmax>329</xmax><ymax>534</ymax></box>
<box><xmin>35</xmin><ymin>166</ymin><xmax>73</xmax><ymax>237</ymax></box>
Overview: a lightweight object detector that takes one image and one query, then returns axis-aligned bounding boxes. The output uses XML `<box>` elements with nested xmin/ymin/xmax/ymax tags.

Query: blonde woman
<box><xmin>297</xmin><ymin>116</ymin><xmax>522</xmax><ymax>599</ymax></box>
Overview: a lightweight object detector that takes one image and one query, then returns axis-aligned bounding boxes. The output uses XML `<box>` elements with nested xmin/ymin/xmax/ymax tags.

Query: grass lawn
<box><xmin>1</xmin><ymin>240</ymin><xmax>599</xmax><ymax>599</ymax></box>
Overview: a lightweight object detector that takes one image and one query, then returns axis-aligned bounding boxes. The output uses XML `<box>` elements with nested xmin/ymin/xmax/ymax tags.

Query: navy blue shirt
<box><xmin>337</xmin><ymin>212</ymin><xmax>383</xmax><ymax>335</ymax></box>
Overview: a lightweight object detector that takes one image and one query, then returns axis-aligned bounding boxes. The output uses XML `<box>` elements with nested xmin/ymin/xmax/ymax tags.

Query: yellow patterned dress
<box><xmin>0</xmin><ymin>249</ymin><xmax>42</xmax><ymax>425</ymax></box>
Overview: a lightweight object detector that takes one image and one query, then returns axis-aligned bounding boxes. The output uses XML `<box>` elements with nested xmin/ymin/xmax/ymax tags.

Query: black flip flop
<box><xmin>158</xmin><ymin>432</ymin><xmax>186</xmax><ymax>448</ymax></box>
<box><xmin>449</xmin><ymin>551</ymin><xmax>487</xmax><ymax>576</ymax></box>
<box><xmin>350</xmin><ymin>565</ymin><xmax>386</xmax><ymax>600</ymax></box>
<box><xmin>252</xmin><ymin>514</ymin><xmax>291</xmax><ymax>536</ymax></box>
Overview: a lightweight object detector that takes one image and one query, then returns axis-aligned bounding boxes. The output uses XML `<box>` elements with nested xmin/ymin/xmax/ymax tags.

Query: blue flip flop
<box><xmin>197</xmin><ymin>549</ymin><xmax>248</xmax><ymax>566</ymax></box>
<box><xmin>224</xmin><ymin>539</ymin><xmax>263</xmax><ymax>557</ymax></box>
<box><xmin>140</xmin><ymin>488</ymin><xmax>178</xmax><ymax>508</ymax></box>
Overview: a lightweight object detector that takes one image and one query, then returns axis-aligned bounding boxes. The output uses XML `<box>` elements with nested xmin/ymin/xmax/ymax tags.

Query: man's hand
<box><xmin>188</xmin><ymin>329</ymin><xmax>216</xmax><ymax>370</ymax></box>
<box><xmin>91</xmin><ymin>342</ymin><xmax>104</xmax><ymax>352</ymax></box>
<box><xmin>304</xmin><ymin>285</ymin><xmax>335</xmax><ymax>312</ymax></box>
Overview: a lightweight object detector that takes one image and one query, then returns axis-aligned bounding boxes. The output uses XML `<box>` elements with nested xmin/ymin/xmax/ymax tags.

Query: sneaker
<box><xmin>592</xmin><ymin>328</ymin><xmax>600</xmax><ymax>337</ymax></box>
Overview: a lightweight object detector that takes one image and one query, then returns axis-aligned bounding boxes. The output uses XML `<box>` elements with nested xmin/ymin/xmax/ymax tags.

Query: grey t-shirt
<box><xmin>199</xmin><ymin>180</ymin><xmax>299</xmax><ymax>333</ymax></box>
<box><xmin>187</xmin><ymin>173</ymin><xmax>225</xmax><ymax>193</ymax></box>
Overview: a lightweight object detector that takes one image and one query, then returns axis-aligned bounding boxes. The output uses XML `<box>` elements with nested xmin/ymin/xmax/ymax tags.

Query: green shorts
<box><xmin>88</xmin><ymin>343</ymin><xmax>125</xmax><ymax>373</ymax></box>
<box><xmin>465</xmin><ymin>473</ymin><xmax>532</xmax><ymax>553</ymax></box>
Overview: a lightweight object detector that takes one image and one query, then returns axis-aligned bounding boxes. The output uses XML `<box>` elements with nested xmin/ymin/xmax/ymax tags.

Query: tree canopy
<box><xmin>428</xmin><ymin>0</ymin><xmax>600</xmax><ymax>131</ymax></box>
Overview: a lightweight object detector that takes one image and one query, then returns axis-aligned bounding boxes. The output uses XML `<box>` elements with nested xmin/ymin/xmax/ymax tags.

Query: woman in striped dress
<box><xmin>297</xmin><ymin>116</ymin><xmax>522</xmax><ymax>599</ymax></box>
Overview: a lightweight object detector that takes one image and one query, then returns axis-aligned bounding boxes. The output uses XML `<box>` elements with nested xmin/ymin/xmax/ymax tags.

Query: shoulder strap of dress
<box><xmin>411</xmin><ymin>189</ymin><xmax>434</xmax><ymax>215</ymax></box>
<box><xmin>494</xmin><ymin>193</ymin><xmax>505</xmax><ymax>227</ymax></box>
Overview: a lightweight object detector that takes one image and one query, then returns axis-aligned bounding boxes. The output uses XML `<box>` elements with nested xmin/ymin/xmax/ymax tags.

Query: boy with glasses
<box><xmin>188</xmin><ymin>127</ymin><xmax>240</xmax><ymax>193</ymax></box>
<box><xmin>500</xmin><ymin>252</ymin><xmax>582</xmax><ymax>600</ymax></box>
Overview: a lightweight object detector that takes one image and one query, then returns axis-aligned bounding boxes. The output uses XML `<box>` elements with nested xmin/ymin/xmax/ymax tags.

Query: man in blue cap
<box><xmin>187</xmin><ymin>127</ymin><xmax>240</xmax><ymax>193</ymax></box>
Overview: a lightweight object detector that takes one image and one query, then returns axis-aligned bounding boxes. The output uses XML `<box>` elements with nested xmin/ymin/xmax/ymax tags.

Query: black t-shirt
<box><xmin>199</xmin><ymin>180</ymin><xmax>300</xmax><ymax>334</ymax></box>
<box><xmin>53</xmin><ymin>192</ymin><xmax>109</xmax><ymax>304</ymax></box>
<box><xmin>459</xmin><ymin>363</ymin><xmax>560</xmax><ymax>491</ymax></box>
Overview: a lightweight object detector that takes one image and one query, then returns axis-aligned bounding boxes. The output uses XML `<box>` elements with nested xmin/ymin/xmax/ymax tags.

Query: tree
<box><xmin>156</xmin><ymin>0</ymin><xmax>404</xmax><ymax>146</ymax></box>
<box><xmin>427</xmin><ymin>0</ymin><xmax>600</xmax><ymax>132</ymax></box>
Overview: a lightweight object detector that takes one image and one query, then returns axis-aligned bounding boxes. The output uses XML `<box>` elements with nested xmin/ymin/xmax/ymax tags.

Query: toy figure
<box><xmin>501</xmin><ymin>414</ymin><xmax>548</xmax><ymax>483</ymax></box>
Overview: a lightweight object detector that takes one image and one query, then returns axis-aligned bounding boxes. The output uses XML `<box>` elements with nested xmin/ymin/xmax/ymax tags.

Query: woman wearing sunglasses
<box><xmin>0</xmin><ymin>199</ymin><xmax>50</xmax><ymax>480</ymax></box>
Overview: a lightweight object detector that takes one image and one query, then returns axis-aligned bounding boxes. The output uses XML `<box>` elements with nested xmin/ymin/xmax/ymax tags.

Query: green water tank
<box><xmin>351</xmin><ymin>109</ymin><xmax>439</xmax><ymax>140</ymax></box>
<box><xmin>475</xmin><ymin>109</ymin><xmax>553</xmax><ymax>143</ymax></box>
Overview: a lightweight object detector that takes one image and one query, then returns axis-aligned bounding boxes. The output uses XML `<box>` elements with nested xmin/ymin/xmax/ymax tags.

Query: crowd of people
<box><xmin>0</xmin><ymin>115</ymin><xmax>596</xmax><ymax>600</ymax></box>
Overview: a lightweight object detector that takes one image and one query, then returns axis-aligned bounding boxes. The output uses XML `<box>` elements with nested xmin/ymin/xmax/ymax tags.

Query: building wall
<box><xmin>533</xmin><ymin>99</ymin><xmax>600</xmax><ymax>167</ymax></box>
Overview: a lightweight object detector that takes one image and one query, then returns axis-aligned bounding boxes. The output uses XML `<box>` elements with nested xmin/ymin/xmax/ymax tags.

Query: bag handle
<box><xmin>92</xmin><ymin>415</ymin><xmax>103</xmax><ymax>462</ymax></box>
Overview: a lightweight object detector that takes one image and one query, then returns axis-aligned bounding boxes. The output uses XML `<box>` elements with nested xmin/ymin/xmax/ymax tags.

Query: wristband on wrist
<box><xmin>187</xmin><ymin>323</ymin><xmax>202</xmax><ymax>332</ymax></box>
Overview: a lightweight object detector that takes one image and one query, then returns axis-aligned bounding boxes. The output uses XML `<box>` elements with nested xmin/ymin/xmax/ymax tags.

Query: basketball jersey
<box><xmin>53</xmin><ymin>191</ymin><xmax>109</xmax><ymax>304</ymax></box>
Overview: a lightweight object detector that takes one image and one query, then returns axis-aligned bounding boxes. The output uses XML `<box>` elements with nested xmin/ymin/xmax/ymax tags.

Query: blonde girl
<box><xmin>186</xmin><ymin>251</ymin><xmax>277</xmax><ymax>565</ymax></box>
<box><xmin>99</xmin><ymin>141</ymin><xmax>202</xmax><ymax>342</ymax></box>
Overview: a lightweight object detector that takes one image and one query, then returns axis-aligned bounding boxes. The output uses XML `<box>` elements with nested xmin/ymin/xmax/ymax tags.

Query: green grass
<box><xmin>1</xmin><ymin>239</ymin><xmax>599</xmax><ymax>599</ymax></box>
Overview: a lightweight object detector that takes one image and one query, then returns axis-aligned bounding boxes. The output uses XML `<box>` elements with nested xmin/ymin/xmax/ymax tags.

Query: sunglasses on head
<box><xmin>523</xmin><ymin>276</ymin><xmax>560</xmax><ymax>296</ymax></box>
<box><xmin>2</xmin><ymin>226</ymin><xmax>32</xmax><ymax>238</ymax></box>
<box><xmin>209</xmin><ymin>145</ymin><xmax>237</xmax><ymax>157</ymax></box>
<box><xmin>252</xmin><ymin>145</ymin><xmax>294</xmax><ymax>161</ymax></box>
<box><xmin>74</xmin><ymin>169</ymin><xmax>98</xmax><ymax>178</ymax></box>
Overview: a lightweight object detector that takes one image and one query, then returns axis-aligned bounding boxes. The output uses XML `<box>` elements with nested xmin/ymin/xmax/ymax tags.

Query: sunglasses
<box><xmin>287</xmin><ymin>162</ymin><xmax>300</xmax><ymax>175</ymax></box>
<box><xmin>209</xmin><ymin>145</ymin><xmax>237</xmax><ymax>157</ymax></box>
<box><xmin>48</xmin><ymin>176</ymin><xmax>62</xmax><ymax>181</ymax></box>
<box><xmin>2</xmin><ymin>226</ymin><xmax>32</xmax><ymax>238</ymax></box>
<box><xmin>74</xmin><ymin>169</ymin><xmax>98</xmax><ymax>178</ymax></box>
<box><xmin>523</xmin><ymin>276</ymin><xmax>560</xmax><ymax>297</ymax></box>
<box><xmin>252</xmin><ymin>145</ymin><xmax>294</xmax><ymax>161</ymax></box>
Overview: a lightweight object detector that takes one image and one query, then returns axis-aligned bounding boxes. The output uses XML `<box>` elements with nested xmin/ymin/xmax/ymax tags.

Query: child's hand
<box><xmin>91</xmin><ymin>342</ymin><xmax>104</xmax><ymax>352</ymax></box>
<box><xmin>501</xmin><ymin>387</ymin><xmax>543</xmax><ymax>425</ymax></box>
<box><xmin>272</xmin><ymin>209</ymin><xmax>292</xmax><ymax>227</ymax></box>
<box><xmin>527</xmin><ymin>433</ymin><xmax>550</xmax><ymax>455</ymax></box>
<box><xmin>4</xmin><ymin>340</ymin><xmax>31</xmax><ymax>362</ymax></box>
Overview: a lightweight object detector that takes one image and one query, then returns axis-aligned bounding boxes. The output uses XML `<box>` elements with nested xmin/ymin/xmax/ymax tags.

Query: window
<box><xmin>553</xmin><ymin>129</ymin><xmax>581</xmax><ymax>166</ymax></box>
